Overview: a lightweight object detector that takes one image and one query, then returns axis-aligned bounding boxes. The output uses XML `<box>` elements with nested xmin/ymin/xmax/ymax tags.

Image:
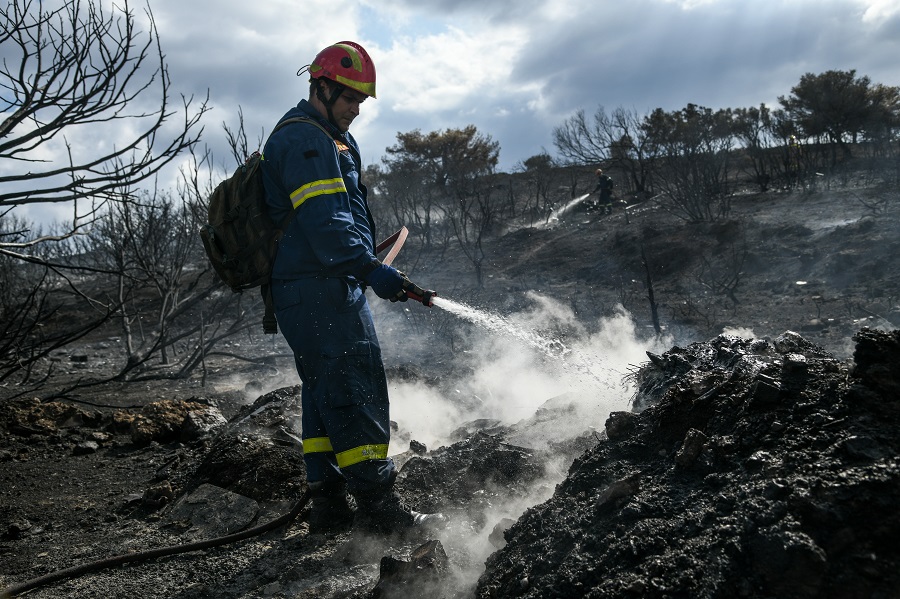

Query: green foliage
<box><xmin>549</xmin><ymin>68</ymin><xmax>899</xmax><ymax>206</ymax></box>
<box><xmin>522</xmin><ymin>153</ymin><xmax>555</xmax><ymax>171</ymax></box>
<box><xmin>378</xmin><ymin>126</ymin><xmax>505</xmax><ymax>286</ymax></box>
<box><xmin>384</xmin><ymin>125</ymin><xmax>500</xmax><ymax>189</ymax></box>
<box><xmin>778</xmin><ymin>69</ymin><xmax>900</xmax><ymax>164</ymax></box>
<box><xmin>780</xmin><ymin>70</ymin><xmax>869</xmax><ymax>143</ymax></box>
<box><xmin>640</xmin><ymin>104</ymin><xmax>735</xmax><ymax>222</ymax></box>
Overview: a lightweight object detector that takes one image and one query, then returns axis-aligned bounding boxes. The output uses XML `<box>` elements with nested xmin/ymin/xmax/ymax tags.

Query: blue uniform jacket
<box><xmin>261</xmin><ymin>100</ymin><xmax>376</xmax><ymax>280</ymax></box>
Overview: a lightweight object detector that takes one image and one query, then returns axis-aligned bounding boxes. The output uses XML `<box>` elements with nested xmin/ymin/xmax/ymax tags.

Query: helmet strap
<box><xmin>315</xmin><ymin>79</ymin><xmax>346</xmax><ymax>129</ymax></box>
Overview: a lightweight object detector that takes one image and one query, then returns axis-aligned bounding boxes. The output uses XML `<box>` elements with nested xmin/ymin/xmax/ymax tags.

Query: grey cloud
<box><xmin>138</xmin><ymin>0</ymin><xmax>900</xmax><ymax>172</ymax></box>
<box><xmin>15</xmin><ymin>0</ymin><xmax>899</xmax><ymax>195</ymax></box>
<box><xmin>505</xmin><ymin>1</ymin><xmax>897</xmax><ymax>117</ymax></box>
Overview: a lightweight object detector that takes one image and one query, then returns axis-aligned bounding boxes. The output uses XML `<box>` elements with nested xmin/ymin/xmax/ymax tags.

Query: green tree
<box><xmin>641</xmin><ymin>104</ymin><xmax>735</xmax><ymax>222</ymax></box>
<box><xmin>82</xmin><ymin>187</ymin><xmax>248</xmax><ymax>381</ymax></box>
<box><xmin>380</xmin><ymin>126</ymin><xmax>501</xmax><ymax>284</ymax></box>
<box><xmin>385</xmin><ymin>125</ymin><xmax>499</xmax><ymax>189</ymax></box>
<box><xmin>779</xmin><ymin>70</ymin><xmax>877</xmax><ymax>164</ymax></box>
<box><xmin>732</xmin><ymin>104</ymin><xmax>778</xmax><ymax>191</ymax></box>
<box><xmin>863</xmin><ymin>83</ymin><xmax>900</xmax><ymax>153</ymax></box>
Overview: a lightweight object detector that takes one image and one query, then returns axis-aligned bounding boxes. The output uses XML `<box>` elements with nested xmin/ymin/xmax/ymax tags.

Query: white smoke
<box><xmin>380</xmin><ymin>292</ymin><xmax>678</xmax><ymax>595</ymax></box>
<box><xmin>387</xmin><ymin>292</ymin><xmax>672</xmax><ymax>453</ymax></box>
<box><xmin>721</xmin><ymin>325</ymin><xmax>757</xmax><ymax>339</ymax></box>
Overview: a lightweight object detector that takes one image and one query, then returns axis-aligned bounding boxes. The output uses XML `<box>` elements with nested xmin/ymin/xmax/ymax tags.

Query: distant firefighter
<box><xmin>592</xmin><ymin>168</ymin><xmax>615</xmax><ymax>214</ymax></box>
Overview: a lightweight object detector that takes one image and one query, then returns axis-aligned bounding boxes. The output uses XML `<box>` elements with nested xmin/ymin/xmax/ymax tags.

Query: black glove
<box><xmin>361</xmin><ymin>260</ymin><xmax>435</xmax><ymax>306</ymax></box>
<box><xmin>363</xmin><ymin>262</ymin><xmax>409</xmax><ymax>302</ymax></box>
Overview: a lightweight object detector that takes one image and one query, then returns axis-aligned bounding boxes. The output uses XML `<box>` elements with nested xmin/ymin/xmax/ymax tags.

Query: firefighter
<box><xmin>592</xmin><ymin>168</ymin><xmax>615</xmax><ymax>214</ymax></box>
<box><xmin>260</xmin><ymin>42</ymin><xmax>445</xmax><ymax>535</ymax></box>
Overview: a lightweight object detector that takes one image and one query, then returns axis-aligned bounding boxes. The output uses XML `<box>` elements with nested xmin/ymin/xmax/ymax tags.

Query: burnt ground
<box><xmin>1</xmin><ymin>181</ymin><xmax>900</xmax><ymax>598</ymax></box>
<box><xmin>477</xmin><ymin>328</ymin><xmax>900</xmax><ymax>599</ymax></box>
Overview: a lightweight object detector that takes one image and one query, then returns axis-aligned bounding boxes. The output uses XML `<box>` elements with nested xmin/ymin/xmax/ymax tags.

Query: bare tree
<box><xmin>0</xmin><ymin>0</ymin><xmax>208</xmax><ymax>234</ymax></box>
<box><xmin>0</xmin><ymin>216</ymin><xmax>118</xmax><ymax>384</ymax></box>
<box><xmin>0</xmin><ymin>216</ymin><xmax>112</xmax><ymax>383</ymax></box>
<box><xmin>552</xmin><ymin>108</ymin><xmax>609</xmax><ymax>165</ymax></box>
<box><xmin>222</xmin><ymin>106</ymin><xmax>265</xmax><ymax>167</ymax></box>
<box><xmin>0</xmin><ymin>0</ymin><xmax>208</xmax><ymax>385</ymax></box>
<box><xmin>81</xmin><ymin>187</ymin><xmax>218</xmax><ymax>375</ymax></box>
<box><xmin>640</xmin><ymin>245</ymin><xmax>661</xmax><ymax>335</ymax></box>
<box><xmin>642</xmin><ymin>104</ymin><xmax>735</xmax><ymax>222</ymax></box>
<box><xmin>694</xmin><ymin>240</ymin><xmax>747</xmax><ymax>308</ymax></box>
<box><xmin>553</xmin><ymin>106</ymin><xmax>657</xmax><ymax>195</ymax></box>
<box><xmin>447</xmin><ymin>181</ymin><xmax>505</xmax><ymax>287</ymax></box>
<box><xmin>517</xmin><ymin>153</ymin><xmax>567</xmax><ymax>225</ymax></box>
<box><xmin>370</xmin><ymin>160</ymin><xmax>449</xmax><ymax>261</ymax></box>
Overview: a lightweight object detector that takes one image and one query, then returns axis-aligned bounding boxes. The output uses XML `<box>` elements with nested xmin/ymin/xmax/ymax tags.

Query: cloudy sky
<box><xmin>143</xmin><ymin>0</ymin><xmax>899</xmax><ymax>175</ymax></box>
<box><xmin>5</xmin><ymin>0</ymin><xmax>900</xmax><ymax>227</ymax></box>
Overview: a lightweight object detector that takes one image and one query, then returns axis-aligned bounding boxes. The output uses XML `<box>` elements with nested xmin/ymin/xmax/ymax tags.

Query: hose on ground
<box><xmin>1</xmin><ymin>491</ymin><xmax>310</xmax><ymax>598</ymax></box>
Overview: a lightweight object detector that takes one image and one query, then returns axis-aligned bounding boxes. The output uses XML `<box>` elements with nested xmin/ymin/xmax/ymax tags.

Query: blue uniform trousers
<box><xmin>271</xmin><ymin>276</ymin><xmax>396</xmax><ymax>494</ymax></box>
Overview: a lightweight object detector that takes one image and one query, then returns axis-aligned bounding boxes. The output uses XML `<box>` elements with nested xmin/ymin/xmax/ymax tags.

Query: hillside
<box><xmin>1</xmin><ymin>180</ymin><xmax>899</xmax><ymax>598</ymax></box>
<box><xmin>418</xmin><ymin>182</ymin><xmax>900</xmax><ymax>361</ymax></box>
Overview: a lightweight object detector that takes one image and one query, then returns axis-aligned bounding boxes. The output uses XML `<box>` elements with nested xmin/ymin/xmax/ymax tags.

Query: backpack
<box><xmin>199</xmin><ymin>116</ymin><xmax>332</xmax><ymax>334</ymax></box>
<box><xmin>602</xmin><ymin>174</ymin><xmax>614</xmax><ymax>190</ymax></box>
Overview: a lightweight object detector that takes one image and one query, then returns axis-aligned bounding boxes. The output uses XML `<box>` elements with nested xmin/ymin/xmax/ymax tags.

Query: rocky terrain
<box><xmin>477</xmin><ymin>328</ymin><xmax>900</xmax><ymax>598</ymax></box>
<box><xmin>2</xmin><ymin>180</ymin><xmax>899</xmax><ymax>598</ymax></box>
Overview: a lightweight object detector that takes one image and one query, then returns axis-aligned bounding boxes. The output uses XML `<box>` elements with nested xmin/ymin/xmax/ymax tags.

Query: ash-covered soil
<box><xmin>476</xmin><ymin>328</ymin><xmax>900</xmax><ymax>599</ymax></box>
<box><xmin>2</xmin><ymin>329</ymin><xmax>898</xmax><ymax>598</ymax></box>
<box><xmin>2</xmin><ymin>183</ymin><xmax>900</xmax><ymax>598</ymax></box>
<box><xmin>0</xmin><ymin>377</ymin><xmax>564</xmax><ymax>598</ymax></box>
<box><xmin>479</xmin><ymin>185</ymin><xmax>900</xmax><ymax>359</ymax></box>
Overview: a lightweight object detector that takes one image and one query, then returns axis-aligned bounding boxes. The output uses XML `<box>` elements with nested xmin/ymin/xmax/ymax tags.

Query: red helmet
<box><xmin>309</xmin><ymin>41</ymin><xmax>376</xmax><ymax>99</ymax></box>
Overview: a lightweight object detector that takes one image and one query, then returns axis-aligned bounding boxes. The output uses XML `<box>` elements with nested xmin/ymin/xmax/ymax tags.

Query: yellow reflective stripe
<box><xmin>303</xmin><ymin>437</ymin><xmax>334</xmax><ymax>454</ymax></box>
<box><xmin>336</xmin><ymin>444</ymin><xmax>389</xmax><ymax>468</ymax></box>
<box><xmin>333</xmin><ymin>74</ymin><xmax>376</xmax><ymax>98</ymax></box>
<box><xmin>290</xmin><ymin>177</ymin><xmax>347</xmax><ymax>209</ymax></box>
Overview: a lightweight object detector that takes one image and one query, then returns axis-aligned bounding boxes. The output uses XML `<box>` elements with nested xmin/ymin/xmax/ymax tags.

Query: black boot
<box><xmin>352</xmin><ymin>485</ymin><xmax>447</xmax><ymax>536</ymax></box>
<box><xmin>308</xmin><ymin>481</ymin><xmax>356</xmax><ymax>533</ymax></box>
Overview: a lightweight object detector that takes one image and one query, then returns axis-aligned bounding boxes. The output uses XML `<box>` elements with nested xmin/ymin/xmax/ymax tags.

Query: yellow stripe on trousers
<box><xmin>336</xmin><ymin>444</ymin><xmax>389</xmax><ymax>468</ymax></box>
<box><xmin>303</xmin><ymin>438</ymin><xmax>389</xmax><ymax>469</ymax></box>
<box><xmin>302</xmin><ymin>437</ymin><xmax>334</xmax><ymax>454</ymax></box>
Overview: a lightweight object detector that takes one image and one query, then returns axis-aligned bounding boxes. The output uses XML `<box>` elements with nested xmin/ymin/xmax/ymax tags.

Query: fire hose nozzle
<box><xmin>405</xmin><ymin>288</ymin><xmax>436</xmax><ymax>307</ymax></box>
